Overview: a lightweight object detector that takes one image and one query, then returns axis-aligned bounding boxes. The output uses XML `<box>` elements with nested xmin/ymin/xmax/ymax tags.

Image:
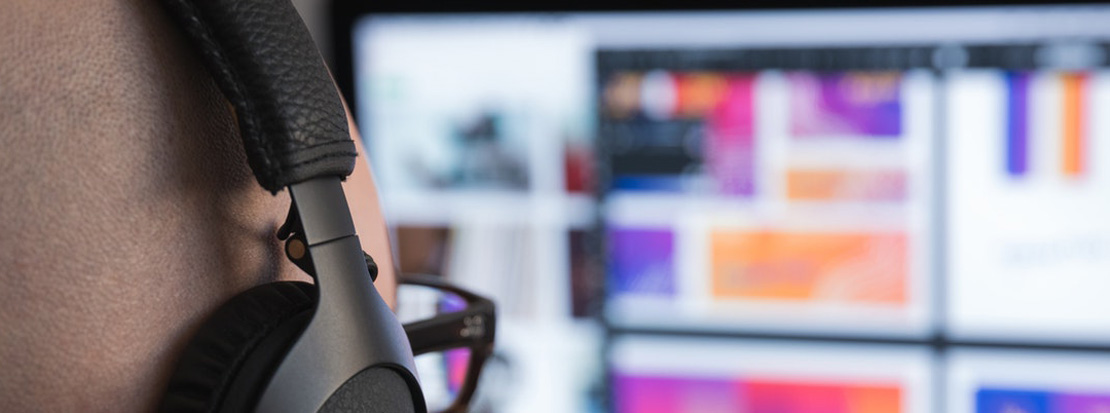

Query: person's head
<box><xmin>0</xmin><ymin>0</ymin><xmax>396</xmax><ymax>409</ymax></box>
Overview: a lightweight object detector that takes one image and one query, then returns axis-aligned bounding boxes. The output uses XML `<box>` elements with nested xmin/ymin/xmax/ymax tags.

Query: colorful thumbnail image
<box><xmin>711</xmin><ymin>230</ymin><xmax>907</xmax><ymax>304</ymax></box>
<box><xmin>977</xmin><ymin>388</ymin><xmax>1110</xmax><ymax>413</ymax></box>
<box><xmin>786</xmin><ymin>168</ymin><xmax>908</xmax><ymax>202</ymax></box>
<box><xmin>601</xmin><ymin>71</ymin><xmax>756</xmax><ymax>195</ymax></box>
<box><xmin>613</xmin><ymin>373</ymin><xmax>902</xmax><ymax>413</ymax></box>
<box><xmin>608</xmin><ymin>228</ymin><xmax>675</xmax><ymax>296</ymax></box>
<box><xmin>790</xmin><ymin>72</ymin><xmax>903</xmax><ymax>137</ymax></box>
<box><xmin>1002</xmin><ymin>71</ymin><xmax>1091</xmax><ymax>178</ymax></box>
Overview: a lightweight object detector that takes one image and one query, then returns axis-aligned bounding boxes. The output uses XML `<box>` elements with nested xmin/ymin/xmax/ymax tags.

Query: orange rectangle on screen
<box><xmin>1062</xmin><ymin>72</ymin><xmax>1088</xmax><ymax>177</ymax></box>
<box><xmin>674</xmin><ymin>72</ymin><xmax>729</xmax><ymax>118</ymax></box>
<box><xmin>744</xmin><ymin>380</ymin><xmax>902</xmax><ymax>413</ymax></box>
<box><xmin>787</xmin><ymin>169</ymin><xmax>907</xmax><ymax>201</ymax></box>
<box><xmin>711</xmin><ymin>230</ymin><xmax>907</xmax><ymax>304</ymax></box>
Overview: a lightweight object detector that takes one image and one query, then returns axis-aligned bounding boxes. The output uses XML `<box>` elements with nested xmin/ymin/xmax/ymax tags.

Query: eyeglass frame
<box><xmin>398</xmin><ymin>273</ymin><xmax>497</xmax><ymax>413</ymax></box>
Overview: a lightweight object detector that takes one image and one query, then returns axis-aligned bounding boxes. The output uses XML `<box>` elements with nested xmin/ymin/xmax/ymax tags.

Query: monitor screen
<box><xmin>343</xmin><ymin>5</ymin><xmax>1110</xmax><ymax>412</ymax></box>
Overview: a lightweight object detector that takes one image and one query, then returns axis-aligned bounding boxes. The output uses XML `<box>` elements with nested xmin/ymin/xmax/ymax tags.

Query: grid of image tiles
<box><xmin>595</xmin><ymin>45</ymin><xmax>1110</xmax><ymax>413</ymax></box>
<box><xmin>600</xmin><ymin>66</ymin><xmax>931</xmax><ymax>336</ymax></box>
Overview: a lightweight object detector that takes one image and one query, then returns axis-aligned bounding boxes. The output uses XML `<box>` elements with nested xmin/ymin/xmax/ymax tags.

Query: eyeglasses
<box><xmin>397</xmin><ymin>273</ymin><xmax>497</xmax><ymax>413</ymax></box>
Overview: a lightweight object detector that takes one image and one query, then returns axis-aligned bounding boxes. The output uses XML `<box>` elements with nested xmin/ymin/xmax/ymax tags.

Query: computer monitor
<box><xmin>334</xmin><ymin>3</ymin><xmax>1110</xmax><ymax>412</ymax></box>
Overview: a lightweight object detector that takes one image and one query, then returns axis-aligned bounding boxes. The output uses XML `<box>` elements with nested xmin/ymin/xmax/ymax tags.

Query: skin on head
<box><xmin>0</xmin><ymin>0</ymin><xmax>397</xmax><ymax>411</ymax></box>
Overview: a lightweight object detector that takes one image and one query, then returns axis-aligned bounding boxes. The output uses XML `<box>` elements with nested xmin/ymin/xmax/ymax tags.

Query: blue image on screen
<box><xmin>977</xmin><ymin>388</ymin><xmax>1050</xmax><ymax>413</ymax></box>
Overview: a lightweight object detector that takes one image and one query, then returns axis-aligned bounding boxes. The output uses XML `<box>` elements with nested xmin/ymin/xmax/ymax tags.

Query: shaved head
<box><xmin>0</xmin><ymin>0</ymin><xmax>395</xmax><ymax>410</ymax></box>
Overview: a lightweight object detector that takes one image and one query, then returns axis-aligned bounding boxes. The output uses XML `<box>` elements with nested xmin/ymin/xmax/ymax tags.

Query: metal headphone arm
<box><xmin>256</xmin><ymin>177</ymin><xmax>426</xmax><ymax>413</ymax></box>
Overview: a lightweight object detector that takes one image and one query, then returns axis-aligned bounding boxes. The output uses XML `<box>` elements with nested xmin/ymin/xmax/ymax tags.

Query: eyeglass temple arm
<box><xmin>398</xmin><ymin>275</ymin><xmax>496</xmax><ymax>356</ymax></box>
<box><xmin>403</xmin><ymin>301</ymin><xmax>495</xmax><ymax>356</ymax></box>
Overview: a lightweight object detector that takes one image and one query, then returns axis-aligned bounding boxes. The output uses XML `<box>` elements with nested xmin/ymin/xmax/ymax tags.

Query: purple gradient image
<box><xmin>1005</xmin><ymin>71</ymin><xmax>1031</xmax><ymax>177</ymax></box>
<box><xmin>790</xmin><ymin>72</ymin><xmax>902</xmax><ymax>137</ymax></box>
<box><xmin>608</xmin><ymin>228</ymin><xmax>675</xmax><ymax>296</ymax></box>
<box><xmin>706</xmin><ymin>75</ymin><xmax>756</xmax><ymax>196</ymax></box>
<box><xmin>613</xmin><ymin>374</ymin><xmax>741</xmax><ymax>413</ymax></box>
<box><xmin>1054</xmin><ymin>393</ymin><xmax>1110</xmax><ymax>411</ymax></box>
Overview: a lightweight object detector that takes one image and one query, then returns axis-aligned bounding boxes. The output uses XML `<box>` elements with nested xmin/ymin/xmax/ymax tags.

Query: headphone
<box><xmin>154</xmin><ymin>0</ymin><xmax>426</xmax><ymax>411</ymax></box>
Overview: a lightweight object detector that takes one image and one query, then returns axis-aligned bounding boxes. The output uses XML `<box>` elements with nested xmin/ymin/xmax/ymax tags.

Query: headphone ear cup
<box><xmin>160</xmin><ymin>281</ymin><xmax>317</xmax><ymax>413</ymax></box>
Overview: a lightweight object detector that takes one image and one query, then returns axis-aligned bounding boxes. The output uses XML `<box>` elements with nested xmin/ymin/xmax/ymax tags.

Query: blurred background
<box><xmin>301</xmin><ymin>1</ymin><xmax>1110</xmax><ymax>412</ymax></box>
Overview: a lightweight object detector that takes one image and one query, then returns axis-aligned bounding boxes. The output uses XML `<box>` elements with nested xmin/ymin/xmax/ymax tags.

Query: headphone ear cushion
<box><xmin>160</xmin><ymin>281</ymin><xmax>318</xmax><ymax>413</ymax></box>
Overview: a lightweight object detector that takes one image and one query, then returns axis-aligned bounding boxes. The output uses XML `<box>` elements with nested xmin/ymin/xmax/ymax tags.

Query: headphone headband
<box><xmin>161</xmin><ymin>0</ymin><xmax>357</xmax><ymax>194</ymax></box>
